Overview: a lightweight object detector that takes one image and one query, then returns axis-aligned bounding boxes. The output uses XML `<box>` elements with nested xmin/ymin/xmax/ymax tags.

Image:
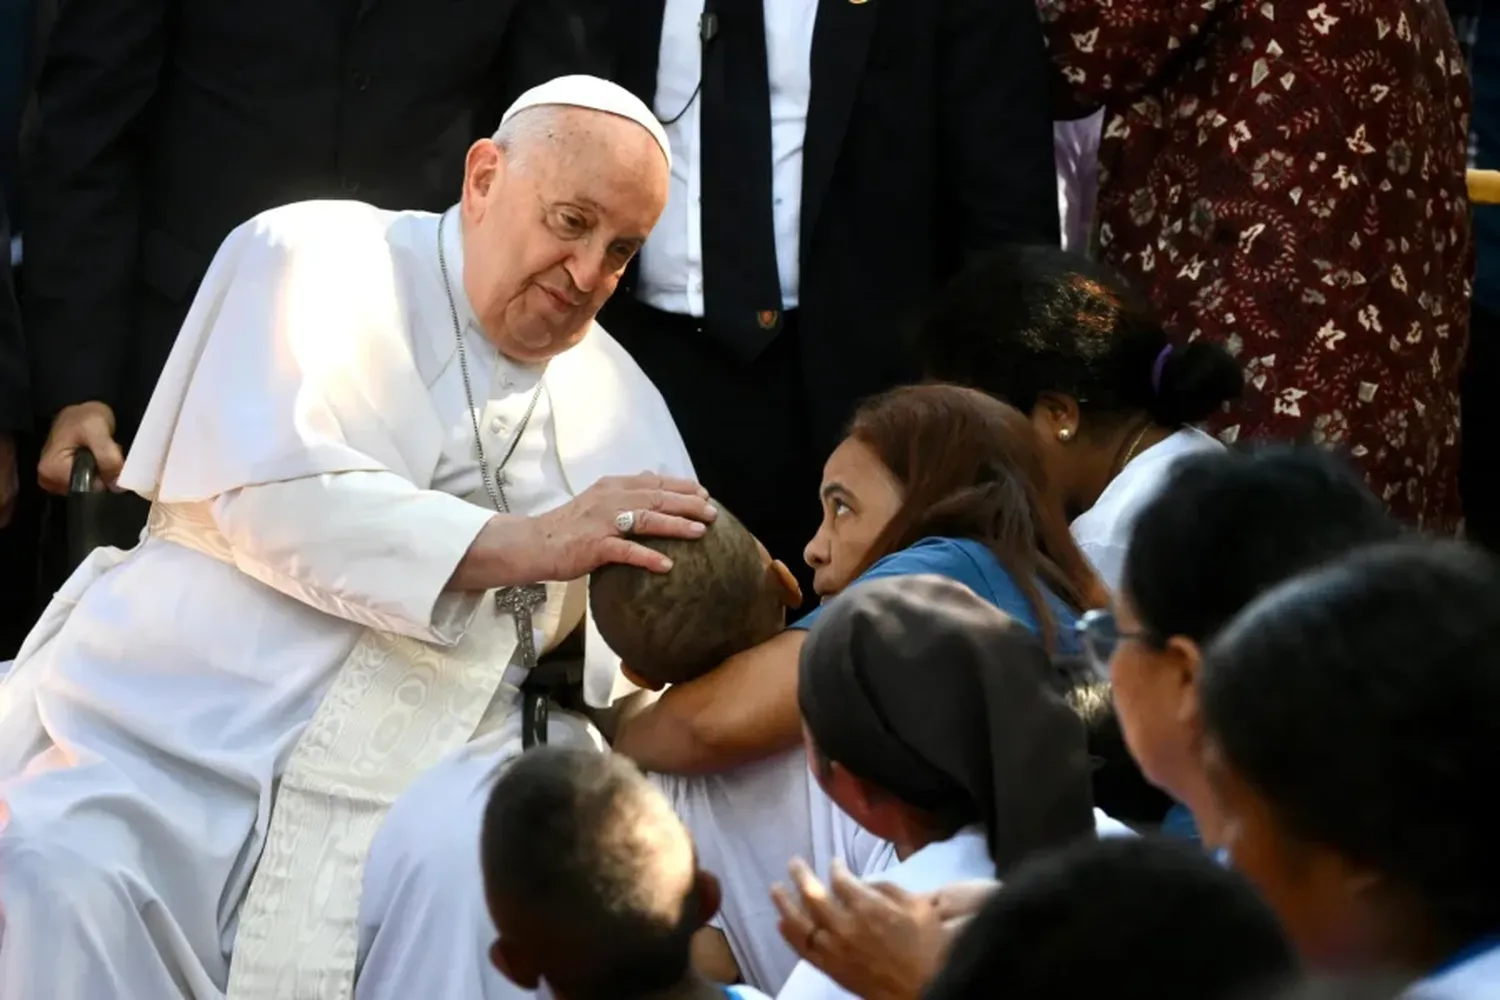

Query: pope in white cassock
<box><xmin>0</xmin><ymin>76</ymin><xmax>714</xmax><ymax>1000</ymax></box>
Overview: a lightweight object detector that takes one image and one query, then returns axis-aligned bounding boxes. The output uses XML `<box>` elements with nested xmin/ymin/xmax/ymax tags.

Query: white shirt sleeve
<box><xmin>211</xmin><ymin>471</ymin><xmax>495</xmax><ymax>644</ymax></box>
<box><xmin>1078</xmin><ymin>538</ymin><xmax>1129</xmax><ymax>595</ymax></box>
<box><xmin>729</xmin><ymin>988</ymin><xmax>775</xmax><ymax>1000</ymax></box>
<box><xmin>774</xmin><ymin>961</ymin><xmax>854</xmax><ymax>1000</ymax></box>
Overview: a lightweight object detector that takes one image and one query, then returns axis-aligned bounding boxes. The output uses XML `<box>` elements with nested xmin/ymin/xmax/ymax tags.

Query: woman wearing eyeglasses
<box><xmin>1075</xmin><ymin>445</ymin><xmax>1398</xmax><ymax>850</ymax></box>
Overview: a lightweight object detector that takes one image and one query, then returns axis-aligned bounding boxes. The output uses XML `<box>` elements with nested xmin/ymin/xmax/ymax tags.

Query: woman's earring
<box><xmin>1058</xmin><ymin>427</ymin><xmax>1075</xmax><ymax>443</ymax></box>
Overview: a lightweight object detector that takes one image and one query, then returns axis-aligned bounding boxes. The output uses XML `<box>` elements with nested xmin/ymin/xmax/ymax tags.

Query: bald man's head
<box><xmin>482</xmin><ymin>748</ymin><xmax>715</xmax><ymax>1000</ymax></box>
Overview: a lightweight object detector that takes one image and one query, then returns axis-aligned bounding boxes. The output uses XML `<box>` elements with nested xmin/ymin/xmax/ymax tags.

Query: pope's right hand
<box><xmin>529</xmin><ymin>472</ymin><xmax>717</xmax><ymax>579</ymax></box>
<box><xmin>457</xmin><ymin>473</ymin><xmax>718</xmax><ymax>592</ymax></box>
<box><xmin>38</xmin><ymin>401</ymin><xmax>125</xmax><ymax>495</ymax></box>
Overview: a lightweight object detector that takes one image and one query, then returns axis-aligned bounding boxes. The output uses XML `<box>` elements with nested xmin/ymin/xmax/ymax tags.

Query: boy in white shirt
<box><xmin>591</xmin><ymin>506</ymin><xmax>874</xmax><ymax>994</ymax></box>
<box><xmin>481</xmin><ymin>746</ymin><xmax>772</xmax><ymax>1000</ymax></box>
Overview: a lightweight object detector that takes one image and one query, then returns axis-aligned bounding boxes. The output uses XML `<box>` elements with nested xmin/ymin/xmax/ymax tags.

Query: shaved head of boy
<box><xmin>590</xmin><ymin>502</ymin><xmax>801</xmax><ymax>689</ymax></box>
<box><xmin>481</xmin><ymin>747</ymin><xmax>726</xmax><ymax>1000</ymax></box>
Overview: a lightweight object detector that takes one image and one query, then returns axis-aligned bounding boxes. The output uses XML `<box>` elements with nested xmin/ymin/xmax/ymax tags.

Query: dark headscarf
<box><xmin>798</xmin><ymin>574</ymin><xmax>1095</xmax><ymax>876</ymax></box>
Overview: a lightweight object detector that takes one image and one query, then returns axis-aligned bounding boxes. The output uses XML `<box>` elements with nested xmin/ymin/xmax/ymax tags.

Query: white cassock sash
<box><xmin>114</xmin><ymin>202</ymin><xmax>696</xmax><ymax>999</ymax></box>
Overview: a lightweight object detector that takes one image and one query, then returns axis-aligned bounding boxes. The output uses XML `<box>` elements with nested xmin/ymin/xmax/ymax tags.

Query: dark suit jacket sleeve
<box><xmin>0</xmin><ymin>197</ymin><xmax>26</xmax><ymax>434</ymax></box>
<box><xmin>20</xmin><ymin>0</ymin><xmax>167</xmax><ymax>420</ymax></box>
<box><xmin>938</xmin><ymin>0</ymin><xmax>1061</xmax><ymax>256</ymax></box>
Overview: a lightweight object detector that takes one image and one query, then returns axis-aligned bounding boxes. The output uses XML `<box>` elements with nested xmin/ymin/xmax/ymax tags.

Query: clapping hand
<box><xmin>771</xmin><ymin>858</ymin><xmax>977</xmax><ymax>1000</ymax></box>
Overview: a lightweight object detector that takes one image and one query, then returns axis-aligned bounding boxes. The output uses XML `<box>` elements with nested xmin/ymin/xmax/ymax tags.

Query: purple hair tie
<box><xmin>1150</xmin><ymin>345</ymin><xmax>1174</xmax><ymax>393</ymax></box>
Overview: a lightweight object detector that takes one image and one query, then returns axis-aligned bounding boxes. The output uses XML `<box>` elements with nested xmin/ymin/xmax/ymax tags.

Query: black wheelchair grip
<box><xmin>68</xmin><ymin>447</ymin><xmax>100</xmax><ymax>495</ymax></box>
<box><xmin>66</xmin><ymin>448</ymin><xmax>117</xmax><ymax>571</ymax></box>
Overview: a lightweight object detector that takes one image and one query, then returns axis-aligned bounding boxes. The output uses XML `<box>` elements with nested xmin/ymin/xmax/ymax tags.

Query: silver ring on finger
<box><xmin>614</xmin><ymin>510</ymin><xmax>637</xmax><ymax>535</ymax></box>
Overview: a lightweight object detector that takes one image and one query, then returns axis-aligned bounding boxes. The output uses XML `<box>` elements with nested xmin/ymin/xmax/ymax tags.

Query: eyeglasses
<box><xmin>1075</xmin><ymin>609</ymin><xmax>1151</xmax><ymax>677</ymax></box>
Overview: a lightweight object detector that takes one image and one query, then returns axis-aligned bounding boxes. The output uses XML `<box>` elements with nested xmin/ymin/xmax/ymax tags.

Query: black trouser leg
<box><xmin>0</xmin><ymin>432</ymin><xmax>43</xmax><ymax>658</ymax></box>
<box><xmin>1462</xmin><ymin>302</ymin><xmax>1500</xmax><ymax>552</ymax></box>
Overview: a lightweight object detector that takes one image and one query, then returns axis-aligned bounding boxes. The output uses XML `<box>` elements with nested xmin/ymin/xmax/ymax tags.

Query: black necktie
<box><xmin>699</xmin><ymin>0</ymin><xmax>785</xmax><ymax>362</ymax></box>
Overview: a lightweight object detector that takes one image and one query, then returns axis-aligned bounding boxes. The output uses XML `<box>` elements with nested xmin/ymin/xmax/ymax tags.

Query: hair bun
<box><xmin>1149</xmin><ymin>340</ymin><xmax>1244</xmax><ymax>426</ymax></box>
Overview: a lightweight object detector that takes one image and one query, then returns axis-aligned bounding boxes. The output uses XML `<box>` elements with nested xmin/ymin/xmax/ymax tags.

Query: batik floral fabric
<box><xmin>1040</xmin><ymin>0</ymin><xmax>1474</xmax><ymax>532</ymax></box>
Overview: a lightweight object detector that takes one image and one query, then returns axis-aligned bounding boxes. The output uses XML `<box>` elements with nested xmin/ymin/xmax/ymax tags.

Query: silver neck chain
<box><xmin>437</xmin><ymin>211</ymin><xmax>545</xmax><ymax>516</ymax></box>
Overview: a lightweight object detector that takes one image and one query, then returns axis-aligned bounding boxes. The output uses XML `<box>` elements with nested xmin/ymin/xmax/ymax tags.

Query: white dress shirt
<box><xmin>1413</xmin><ymin>941</ymin><xmax>1500</xmax><ymax>999</ymax></box>
<box><xmin>774</xmin><ymin>814</ymin><xmax>1135</xmax><ymax>1000</ymax></box>
<box><xmin>651</xmin><ymin>751</ymin><xmax>883</xmax><ymax>994</ymax></box>
<box><xmin>1070</xmin><ymin>427</ymin><xmax>1222</xmax><ymax>592</ymax></box>
<box><xmin>637</xmin><ymin>0</ymin><xmax>819</xmax><ymax>316</ymax></box>
<box><xmin>773</xmin><ymin>828</ymin><xmax>994</xmax><ymax>1000</ymax></box>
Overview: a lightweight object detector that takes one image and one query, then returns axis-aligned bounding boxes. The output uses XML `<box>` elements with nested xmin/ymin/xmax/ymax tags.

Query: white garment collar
<box><xmin>881</xmin><ymin>827</ymin><xmax>992</xmax><ymax>890</ymax></box>
<box><xmin>434</xmin><ymin>205</ymin><xmax>546</xmax><ymax>384</ymax></box>
<box><xmin>438</xmin><ymin>204</ymin><xmax>482</xmax><ymax>338</ymax></box>
<box><xmin>1415</xmin><ymin>940</ymin><xmax>1500</xmax><ymax>997</ymax></box>
<box><xmin>1074</xmin><ymin>427</ymin><xmax>1219</xmax><ymax>528</ymax></box>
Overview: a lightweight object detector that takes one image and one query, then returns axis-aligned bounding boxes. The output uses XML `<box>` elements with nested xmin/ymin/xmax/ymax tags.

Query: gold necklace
<box><xmin>1115</xmin><ymin>423</ymin><xmax>1152</xmax><ymax>477</ymax></box>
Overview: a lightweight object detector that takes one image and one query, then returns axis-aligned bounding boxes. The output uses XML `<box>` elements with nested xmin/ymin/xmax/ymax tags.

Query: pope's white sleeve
<box><xmin>211</xmin><ymin>471</ymin><xmax>495</xmax><ymax>644</ymax></box>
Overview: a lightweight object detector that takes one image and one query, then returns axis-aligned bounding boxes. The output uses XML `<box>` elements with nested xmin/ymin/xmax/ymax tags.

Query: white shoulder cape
<box><xmin>119</xmin><ymin>199</ymin><xmax>696</xmax><ymax>707</ymax></box>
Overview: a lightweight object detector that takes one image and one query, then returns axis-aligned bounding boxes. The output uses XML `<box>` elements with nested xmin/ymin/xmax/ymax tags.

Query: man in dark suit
<box><xmin>596</xmin><ymin>0</ymin><xmax>1059</xmax><ymax>599</ymax></box>
<box><xmin>1</xmin><ymin>192</ymin><xmax>41</xmax><ymax>661</ymax></box>
<box><xmin>0</xmin><ymin>0</ymin><xmax>49</xmax><ymax>657</ymax></box>
<box><xmin>24</xmin><ymin>0</ymin><xmax>588</xmax><ymax>510</ymax></box>
<box><xmin>0</xmin><ymin>198</ymin><xmax>23</xmax><ymax>536</ymax></box>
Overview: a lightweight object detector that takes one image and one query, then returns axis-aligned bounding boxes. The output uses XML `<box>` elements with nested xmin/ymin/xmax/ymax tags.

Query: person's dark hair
<box><xmin>1123</xmin><ymin>444</ymin><xmax>1400</xmax><ymax>643</ymax></box>
<box><xmin>925</xmin><ymin>836</ymin><xmax>1295</xmax><ymax>1000</ymax></box>
<box><xmin>1202</xmin><ymin>540</ymin><xmax>1500</xmax><ymax>957</ymax></box>
<box><xmin>846</xmin><ymin>384</ymin><xmax>1107</xmax><ymax>640</ymax></box>
<box><xmin>1256</xmin><ymin>977</ymin><xmax>1412</xmax><ymax>1000</ymax></box>
<box><xmin>1052</xmin><ymin>657</ymin><xmax>1174</xmax><ymax>826</ymax></box>
<box><xmin>590</xmin><ymin>503</ymin><xmax>779</xmax><ymax>686</ymax></box>
<box><xmin>917</xmin><ymin>244</ymin><xmax>1244</xmax><ymax>429</ymax></box>
<box><xmin>482</xmin><ymin>747</ymin><xmax>701</xmax><ymax>1000</ymax></box>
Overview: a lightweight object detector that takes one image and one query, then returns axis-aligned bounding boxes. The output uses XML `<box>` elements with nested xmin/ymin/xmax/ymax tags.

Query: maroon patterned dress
<box><xmin>1040</xmin><ymin>0</ymin><xmax>1473</xmax><ymax>532</ymax></box>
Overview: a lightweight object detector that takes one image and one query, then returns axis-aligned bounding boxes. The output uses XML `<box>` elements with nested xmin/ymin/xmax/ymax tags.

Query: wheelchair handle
<box><xmin>69</xmin><ymin>448</ymin><xmax>101</xmax><ymax>495</ymax></box>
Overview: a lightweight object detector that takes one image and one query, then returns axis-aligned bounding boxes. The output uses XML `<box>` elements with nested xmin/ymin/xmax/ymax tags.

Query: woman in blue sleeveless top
<box><xmin>614</xmin><ymin>384</ymin><xmax>1107</xmax><ymax>774</ymax></box>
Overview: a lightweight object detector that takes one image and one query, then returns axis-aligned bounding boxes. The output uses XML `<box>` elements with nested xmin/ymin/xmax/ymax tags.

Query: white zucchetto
<box><xmin>500</xmin><ymin>75</ymin><xmax>672</xmax><ymax>169</ymax></box>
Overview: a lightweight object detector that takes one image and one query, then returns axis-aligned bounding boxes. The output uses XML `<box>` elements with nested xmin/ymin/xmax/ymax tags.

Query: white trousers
<box><xmin>0</xmin><ymin>710</ymin><xmax>600</xmax><ymax>1000</ymax></box>
<box><xmin>0</xmin><ymin>753</ymin><xmax>250</xmax><ymax>999</ymax></box>
<box><xmin>355</xmin><ymin>744</ymin><xmax>883</xmax><ymax>1000</ymax></box>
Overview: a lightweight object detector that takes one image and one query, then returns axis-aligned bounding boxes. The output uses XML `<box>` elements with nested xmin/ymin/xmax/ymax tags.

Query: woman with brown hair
<box><xmin>607</xmin><ymin>384</ymin><xmax>1114</xmax><ymax>996</ymax></box>
<box><xmin>613</xmin><ymin>382</ymin><xmax>1107</xmax><ymax>775</ymax></box>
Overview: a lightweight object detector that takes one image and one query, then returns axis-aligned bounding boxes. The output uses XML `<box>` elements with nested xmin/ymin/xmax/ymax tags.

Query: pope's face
<box><xmin>459</xmin><ymin>109</ymin><xmax>668</xmax><ymax>364</ymax></box>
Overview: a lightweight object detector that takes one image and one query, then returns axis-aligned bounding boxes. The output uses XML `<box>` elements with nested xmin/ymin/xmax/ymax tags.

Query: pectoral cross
<box><xmin>496</xmin><ymin>584</ymin><xmax>550</xmax><ymax>748</ymax></box>
<box><xmin>497</xmin><ymin>584</ymin><xmax>547</xmax><ymax>672</ymax></box>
